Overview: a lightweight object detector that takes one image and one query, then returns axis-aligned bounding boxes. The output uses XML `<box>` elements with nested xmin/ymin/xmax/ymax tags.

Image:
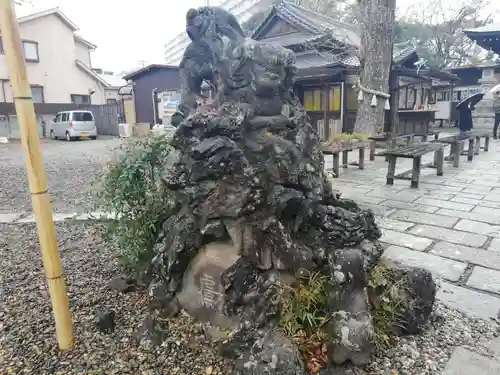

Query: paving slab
<box><xmin>442</xmin><ymin>347</ymin><xmax>500</xmax><ymax>374</ymax></box>
<box><xmin>454</xmin><ymin>219</ymin><xmax>500</xmax><ymax>238</ymax></box>
<box><xmin>430</xmin><ymin>241</ymin><xmax>500</xmax><ymax>270</ymax></box>
<box><xmin>376</xmin><ymin>217</ymin><xmax>415</xmax><ymax>232</ymax></box>
<box><xmin>472</xmin><ymin>205</ymin><xmax>500</xmax><ymax>215</ymax></box>
<box><xmin>454</xmin><ymin>192</ymin><xmax>486</xmax><ymax>200</ymax></box>
<box><xmin>390</xmin><ymin>210</ymin><xmax>458</xmax><ymax>228</ymax></box>
<box><xmin>17</xmin><ymin>214</ymin><xmax>35</xmax><ymax>223</ymax></box>
<box><xmin>489</xmin><ymin>238</ymin><xmax>500</xmax><ymax>252</ymax></box>
<box><xmin>342</xmin><ymin>193</ymin><xmax>386</xmax><ymax>205</ymax></box>
<box><xmin>483</xmin><ymin>194</ymin><xmax>500</xmax><ymax>203</ymax></box>
<box><xmin>475</xmin><ymin>201</ymin><xmax>500</xmax><ymax>209</ymax></box>
<box><xmin>379</xmin><ymin>200</ymin><xmax>439</xmax><ymax>213</ymax></box>
<box><xmin>462</xmin><ymin>186</ymin><xmax>494</xmax><ymax>194</ymax></box>
<box><xmin>0</xmin><ymin>213</ymin><xmax>22</xmax><ymax>223</ymax></box>
<box><xmin>409</xmin><ymin>224</ymin><xmax>488</xmax><ymax>247</ymax></box>
<box><xmin>379</xmin><ymin>229</ymin><xmax>433</xmax><ymax>251</ymax></box>
<box><xmin>417</xmin><ymin>183</ymin><xmax>463</xmax><ymax>192</ymax></box>
<box><xmin>382</xmin><ymin>245</ymin><xmax>467</xmax><ymax>282</ymax></box>
<box><xmin>437</xmin><ymin>281</ymin><xmax>500</xmax><ymax>320</ymax></box>
<box><xmin>436</xmin><ymin>208</ymin><xmax>500</xmax><ymax>225</ymax></box>
<box><xmin>358</xmin><ymin>203</ymin><xmax>396</xmax><ymax>217</ymax></box>
<box><xmin>412</xmin><ymin>197</ymin><xmax>474</xmax><ymax>212</ymax></box>
<box><xmin>365</xmin><ymin>189</ymin><xmax>419</xmax><ymax>203</ymax></box>
<box><xmin>380</xmin><ymin>200</ymin><xmax>439</xmax><ymax>213</ymax></box>
<box><xmin>467</xmin><ymin>267</ymin><xmax>500</xmax><ymax>295</ymax></box>
<box><xmin>451</xmin><ymin>196</ymin><xmax>485</xmax><ymax>206</ymax></box>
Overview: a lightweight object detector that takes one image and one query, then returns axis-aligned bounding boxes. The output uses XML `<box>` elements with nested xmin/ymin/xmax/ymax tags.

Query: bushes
<box><xmin>278</xmin><ymin>271</ymin><xmax>336</xmax><ymax>373</ymax></box>
<box><xmin>93</xmin><ymin>135</ymin><xmax>177</xmax><ymax>271</ymax></box>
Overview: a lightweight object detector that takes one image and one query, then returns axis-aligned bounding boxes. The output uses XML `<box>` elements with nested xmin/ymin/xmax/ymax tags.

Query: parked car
<box><xmin>50</xmin><ymin>110</ymin><xmax>98</xmax><ymax>141</ymax></box>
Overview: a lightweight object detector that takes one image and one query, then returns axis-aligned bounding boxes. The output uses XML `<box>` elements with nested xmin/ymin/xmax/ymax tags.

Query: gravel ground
<box><xmin>0</xmin><ymin>138</ymin><xmax>121</xmax><ymax>214</ymax></box>
<box><xmin>0</xmin><ymin>221</ymin><xmax>230</xmax><ymax>375</ymax></box>
<box><xmin>1</xmin><ymin>220</ymin><xmax>499</xmax><ymax>375</ymax></box>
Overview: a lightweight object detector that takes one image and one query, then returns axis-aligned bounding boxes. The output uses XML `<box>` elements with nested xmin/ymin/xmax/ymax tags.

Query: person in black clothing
<box><xmin>493</xmin><ymin>92</ymin><xmax>500</xmax><ymax>139</ymax></box>
<box><xmin>457</xmin><ymin>102</ymin><xmax>474</xmax><ymax>137</ymax></box>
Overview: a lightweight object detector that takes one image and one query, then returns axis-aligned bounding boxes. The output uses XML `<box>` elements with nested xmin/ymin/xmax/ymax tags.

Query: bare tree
<box><xmin>353</xmin><ymin>0</ymin><xmax>396</xmax><ymax>134</ymax></box>
<box><xmin>396</xmin><ymin>0</ymin><xmax>495</xmax><ymax>68</ymax></box>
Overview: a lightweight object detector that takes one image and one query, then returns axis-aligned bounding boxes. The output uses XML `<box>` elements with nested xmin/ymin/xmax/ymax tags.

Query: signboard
<box><xmin>161</xmin><ymin>90</ymin><xmax>181</xmax><ymax>114</ymax></box>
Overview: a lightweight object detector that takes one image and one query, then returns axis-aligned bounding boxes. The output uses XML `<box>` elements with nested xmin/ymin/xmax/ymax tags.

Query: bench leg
<box><xmin>434</xmin><ymin>133</ymin><xmax>439</xmax><ymax>140</ymax></box>
<box><xmin>359</xmin><ymin>147</ymin><xmax>365</xmax><ymax>170</ymax></box>
<box><xmin>475</xmin><ymin>136</ymin><xmax>480</xmax><ymax>155</ymax></box>
<box><xmin>436</xmin><ymin>148</ymin><xmax>444</xmax><ymax>176</ymax></box>
<box><xmin>485</xmin><ymin>136</ymin><xmax>490</xmax><ymax>152</ymax></box>
<box><xmin>369</xmin><ymin>140</ymin><xmax>375</xmax><ymax>161</ymax></box>
<box><xmin>453</xmin><ymin>143</ymin><xmax>460</xmax><ymax>168</ymax></box>
<box><xmin>422</xmin><ymin>134</ymin><xmax>428</xmax><ymax>142</ymax></box>
<box><xmin>333</xmin><ymin>153</ymin><xmax>340</xmax><ymax>177</ymax></box>
<box><xmin>468</xmin><ymin>138</ymin><xmax>475</xmax><ymax>161</ymax></box>
<box><xmin>386</xmin><ymin>156</ymin><xmax>397</xmax><ymax>185</ymax></box>
<box><xmin>411</xmin><ymin>156</ymin><xmax>421</xmax><ymax>188</ymax></box>
<box><xmin>342</xmin><ymin>150</ymin><xmax>348</xmax><ymax>168</ymax></box>
<box><xmin>407</xmin><ymin>135</ymin><xmax>414</xmax><ymax>145</ymax></box>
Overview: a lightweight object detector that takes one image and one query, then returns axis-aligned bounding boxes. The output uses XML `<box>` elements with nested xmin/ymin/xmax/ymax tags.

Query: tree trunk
<box><xmin>354</xmin><ymin>0</ymin><xmax>396</xmax><ymax>135</ymax></box>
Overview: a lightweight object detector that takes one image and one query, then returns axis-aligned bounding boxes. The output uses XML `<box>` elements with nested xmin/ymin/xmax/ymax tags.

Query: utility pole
<box><xmin>0</xmin><ymin>0</ymin><xmax>73</xmax><ymax>350</ymax></box>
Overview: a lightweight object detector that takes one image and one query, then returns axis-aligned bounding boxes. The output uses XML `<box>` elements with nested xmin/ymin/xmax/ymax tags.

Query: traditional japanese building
<box><xmin>251</xmin><ymin>1</ymin><xmax>458</xmax><ymax>138</ymax></box>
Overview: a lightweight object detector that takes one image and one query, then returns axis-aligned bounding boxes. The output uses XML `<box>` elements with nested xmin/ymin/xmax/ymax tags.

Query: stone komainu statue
<box><xmin>171</xmin><ymin>6</ymin><xmax>246</xmax><ymax>127</ymax></box>
<box><xmin>155</xmin><ymin>6</ymin><xmax>434</xmax><ymax>373</ymax></box>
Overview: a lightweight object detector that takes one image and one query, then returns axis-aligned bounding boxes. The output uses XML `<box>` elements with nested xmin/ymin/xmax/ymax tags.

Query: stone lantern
<box><xmin>472</xmin><ymin>55</ymin><xmax>498</xmax><ymax>131</ymax></box>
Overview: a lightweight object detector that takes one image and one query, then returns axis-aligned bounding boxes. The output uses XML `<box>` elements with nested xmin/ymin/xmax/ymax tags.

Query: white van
<box><xmin>50</xmin><ymin>110</ymin><xmax>98</xmax><ymax>141</ymax></box>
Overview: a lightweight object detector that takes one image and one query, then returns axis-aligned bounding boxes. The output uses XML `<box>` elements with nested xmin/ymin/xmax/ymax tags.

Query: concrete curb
<box><xmin>0</xmin><ymin>212</ymin><xmax>117</xmax><ymax>224</ymax></box>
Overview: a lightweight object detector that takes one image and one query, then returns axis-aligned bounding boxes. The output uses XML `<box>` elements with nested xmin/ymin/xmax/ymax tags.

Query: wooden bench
<box><xmin>431</xmin><ymin>135</ymin><xmax>476</xmax><ymax>168</ymax></box>
<box><xmin>468</xmin><ymin>131</ymin><xmax>491</xmax><ymax>154</ymax></box>
<box><xmin>322</xmin><ymin>141</ymin><xmax>371</xmax><ymax>178</ymax></box>
<box><xmin>368</xmin><ymin>133</ymin><xmax>415</xmax><ymax>161</ymax></box>
<box><xmin>380</xmin><ymin>143</ymin><xmax>445</xmax><ymax>188</ymax></box>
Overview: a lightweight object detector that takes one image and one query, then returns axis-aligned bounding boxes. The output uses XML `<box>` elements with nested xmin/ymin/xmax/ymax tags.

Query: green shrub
<box><xmin>368</xmin><ymin>264</ymin><xmax>406</xmax><ymax>350</ymax></box>
<box><xmin>93</xmin><ymin>135</ymin><xmax>177</xmax><ymax>271</ymax></box>
<box><xmin>278</xmin><ymin>271</ymin><xmax>336</xmax><ymax>373</ymax></box>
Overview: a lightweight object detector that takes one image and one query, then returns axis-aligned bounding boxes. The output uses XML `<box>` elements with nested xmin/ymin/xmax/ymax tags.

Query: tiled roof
<box><xmin>252</xmin><ymin>0</ymin><xmax>360</xmax><ymax>48</ymax></box>
<box><xmin>393</xmin><ymin>45</ymin><xmax>418</xmax><ymax>65</ymax></box>
<box><xmin>98</xmin><ymin>74</ymin><xmax>128</xmax><ymax>88</ymax></box>
<box><xmin>465</xmin><ymin>24</ymin><xmax>500</xmax><ymax>34</ymax></box>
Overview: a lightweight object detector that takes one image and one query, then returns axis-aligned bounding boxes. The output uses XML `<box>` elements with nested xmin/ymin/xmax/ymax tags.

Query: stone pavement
<box><xmin>3</xmin><ymin>132</ymin><xmax>500</xmax><ymax>373</ymax></box>
<box><xmin>326</xmin><ymin>132</ymin><xmax>500</xmax><ymax>373</ymax></box>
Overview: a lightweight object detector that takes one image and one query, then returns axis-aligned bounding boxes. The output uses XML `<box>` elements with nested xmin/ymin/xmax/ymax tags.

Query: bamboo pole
<box><xmin>0</xmin><ymin>0</ymin><xmax>74</xmax><ymax>349</ymax></box>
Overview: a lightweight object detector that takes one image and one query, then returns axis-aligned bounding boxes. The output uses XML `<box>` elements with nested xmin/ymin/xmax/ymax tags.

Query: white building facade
<box><xmin>0</xmin><ymin>8</ymin><xmax>109</xmax><ymax>105</ymax></box>
<box><xmin>164</xmin><ymin>0</ymin><xmax>275</xmax><ymax>65</ymax></box>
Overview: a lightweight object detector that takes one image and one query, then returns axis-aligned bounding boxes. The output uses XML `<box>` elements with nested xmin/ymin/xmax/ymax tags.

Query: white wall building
<box><xmin>164</xmin><ymin>0</ymin><xmax>276</xmax><ymax>65</ymax></box>
<box><xmin>0</xmin><ymin>8</ymin><xmax>109</xmax><ymax>105</ymax></box>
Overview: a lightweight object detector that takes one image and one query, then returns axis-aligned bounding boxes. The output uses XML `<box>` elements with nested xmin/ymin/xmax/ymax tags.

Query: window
<box><xmin>71</xmin><ymin>111</ymin><xmax>93</xmax><ymax>121</ymax></box>
<box><xmin>22</xmin><ymin>40</ymin><xmax>39</xmax><ymax>62</ymax></box>
<box><xmin>54</xmin><ymin>113</ymin><xmax>61</xmax><ymax>122</ymax></box>
<box><xmin>303</xmin><ymin>89</ymin><xmax>323</xmax><ymax>111</ymax></box>
<box><xmin>61</xmin><ymin>113</ymin><xmax>68</xmax><ymax>121</ymax></box>
<box><xmin>0</xmin><ymin>35</ymin><xmax>4</xmax><ymax>54</ymax></box>
<box><xmin>30</xmin><ymin>85</ymin><xmax>44</xmax><ymax>103</ymax></box>
<box><xmin>406</xmin><ymin>88</ymin><xmax>417</xmax><ymax>109</ymax></box>
<box><xmin>70</xmin><ymin>94</ymin><xmax>91</xmax><ymax>105</ymax></box>
<box><xmin>328</xmin><ymin>87</ymin><xmax>341</xmax><ymax>111</ymax></box>
<box><xmin>106</xmin><ymin>98</ymin><xmax>118</xmax><ymax>105</ymax></box>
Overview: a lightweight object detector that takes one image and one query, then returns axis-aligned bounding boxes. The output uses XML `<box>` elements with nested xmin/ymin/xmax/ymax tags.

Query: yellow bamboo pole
<box><xmin>0</xmin><ymin>0</ymin><xmax>73</xmax><ymax>349</ymax></box>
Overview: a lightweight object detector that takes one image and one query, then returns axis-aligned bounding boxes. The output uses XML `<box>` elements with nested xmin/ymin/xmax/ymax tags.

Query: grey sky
<box><xmin>16</xmin><ymin>0</ymin><xmax>499</xmax><ymax>73</ymax></box>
